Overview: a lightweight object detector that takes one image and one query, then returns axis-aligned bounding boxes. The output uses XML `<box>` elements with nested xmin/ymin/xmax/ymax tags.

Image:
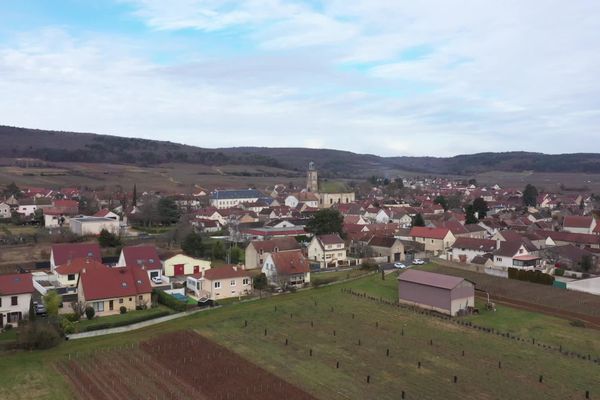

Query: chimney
<box><xmin>82</xmin><ymin>268</ymin><xmax>86</xmax><ymax>274</ymax></box>
<box><xmin>233</xmin><ymin>265</ymin><xmax>238</xmax><ymax>271</ymax></box>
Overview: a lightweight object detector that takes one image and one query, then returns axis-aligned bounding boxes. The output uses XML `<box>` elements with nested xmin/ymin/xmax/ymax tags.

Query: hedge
<box><xmin>153</xmin><ymin>289</ymin><xmax>189</xmax><ymax>312</ymax></box>
<box><xmin>81</xmin><ymin>310</ymin><xmax>171</xmax><ymax>332</ymax></box>
<box><xmin>508</xmin><ymin>267</ymin><xmax>554</xmax><ymax>285</ymax></box>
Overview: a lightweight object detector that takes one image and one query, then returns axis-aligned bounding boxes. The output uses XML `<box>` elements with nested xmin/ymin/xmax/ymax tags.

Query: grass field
<box><xmin>75</xmin><ymin>305</ymin><xmax>173</xmax><ymax>332</ymax></box>
<box><xmin>0</xmin><ymin>273</ymin><xmax>598</xmax><ymax>400</ymax></box>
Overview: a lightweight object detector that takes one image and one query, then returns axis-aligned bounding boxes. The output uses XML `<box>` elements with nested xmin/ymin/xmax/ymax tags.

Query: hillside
<box><xmin>2</xmin><ymin>125</ymin><xmax>600</xmax><ymax>177</ymax></box>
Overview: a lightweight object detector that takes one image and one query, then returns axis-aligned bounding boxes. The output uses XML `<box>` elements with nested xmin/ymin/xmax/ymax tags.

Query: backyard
<box><xmin>0</xmin><ymin>272</ymin><xmax>598</xmax><ymax>400</ymax></box>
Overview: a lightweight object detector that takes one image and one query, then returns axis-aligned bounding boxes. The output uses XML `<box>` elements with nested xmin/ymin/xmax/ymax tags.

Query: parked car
<box><xmin>412</xmin><ymin>259</ymin><xmax>425</xmax><ymax>265</ymax></box>
<box><xmin>151</xmin><ymin>276</ymin><xmax>163</xmax><ymax>285</ymax></box>
<box><xmin>33</xmin><ymin>301</ymin><xmax>47</xmax><ymax>317</ymax></box>
<box><xmin>393</xmin><ymin>263</ymin><xmax>407</xmax><ymax>269</ymax></box>
<box><xmin>197</xmin><ymin>297</ymin><xmax>216</xmax><ymax>308</ymax></box>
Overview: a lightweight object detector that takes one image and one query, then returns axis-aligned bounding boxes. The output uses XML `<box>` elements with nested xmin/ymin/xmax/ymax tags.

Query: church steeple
<box><xmin>306</xmin><ymin>161</ymin><xmax>318</xmax><ymax>192</ymax></box>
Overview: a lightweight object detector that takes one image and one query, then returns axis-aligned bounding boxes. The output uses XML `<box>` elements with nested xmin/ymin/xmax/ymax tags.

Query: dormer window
<box><xmin>122</xmin><ymin>282</ymin><xmax>127</xmax><ymax>287</ymax></box>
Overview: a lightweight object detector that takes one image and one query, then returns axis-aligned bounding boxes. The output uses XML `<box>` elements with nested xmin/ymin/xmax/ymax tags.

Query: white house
<box><xmin>210</xmin><ymin>189</ymin><xmax>263</xmax><ymax>209</ymax></box>
<box><xmin>0</xmin><ymin>202</ymin><xmax>11</xmax><ymax>219</ymax></box>
<box><xmin>307</xmin><ymin>234</ymin><xmax>347</xmax><ymax>268</ymax></box>
<box><xmin>0</xmin><ymin>273</ymin><xmax>34</xmax><ymax>328</ymax></box>
<box><xmin>262</xmin><ymin>250</ymin><xmax>311</xmax><ymax>288</ymax></box>
<box><xmin>493</xmin><ymin>240</ymin><xmax>540</xmax><ymax>269</ymax></box>
<box><xmin>563</xmin><ymin>216</ymin><xmax>596</xmax><ymax>234</ymax></box>
<box><xmin>186</xmin><ymin>265</ymin><xmax>252</xmax><ymax>300</ymax></box>
<box><xmin>69</xmin><ymin>216</ymin><xmax>120</xmax><ymax>236</ymax></box>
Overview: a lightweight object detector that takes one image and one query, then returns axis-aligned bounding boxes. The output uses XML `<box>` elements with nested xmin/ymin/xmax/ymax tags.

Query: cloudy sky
<box><xmin>1</xmin><ymin>1</ymin><xmax>599</xmax><ymax>156</ymax></box>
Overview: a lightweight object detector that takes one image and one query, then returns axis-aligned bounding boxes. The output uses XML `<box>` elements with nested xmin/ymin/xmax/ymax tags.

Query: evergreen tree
<box><xmin>434</xmin><ymin>195</ymin><xmax>448</xmax><ymax>211</ymax></box>
<box><xmin>181</xmin><ymin>232</ymin><xmax>204</xmax><ymax>258</ymax></box>
<box><xmin>132</xmin><ymin>184</ymin><xmax>137</xmax><ymax>207</ymax></box>
<box><xmin>465</xmin><ymin>205</ymin><xmax>478</xmax><ymax>224</ymax></box>
<box><xmin>472</xmin><ymin>197</ymin><xmax>489</xmax><ymax>219</ymax></box>
<box><xmin>412</xmin><ymin>213</ymin><xmax>425</xmax><ymax>227</ymax></box>
<box><xmin>522</xmin><ymin>184</ymin><xmax>538</xmax><ymax>207</ymax></box>
<box><xmin>306</xmin><ymin>209</ymin><xmax>344</xmax><ymax>236</ymax></box>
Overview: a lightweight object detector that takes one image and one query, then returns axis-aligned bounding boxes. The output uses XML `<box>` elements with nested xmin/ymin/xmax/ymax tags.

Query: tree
<box><xmin>70</xmin><ymin>301</ymin><xmax>86</xmax><ymax>320</ymax></box>
<box><xmin>465</xmin><ymin>205</ymin><xmax>478</xmax><ymax>224</ymax></box>
<box><xmin>43</xmin><ymin>291</ymin><xmax>61</xmax><ymax>316</ymax></box>
<box><xmin>253</xmin><ymin>273</ymin><xmax>268</xmax><ymax>298</ymax></box>
<box><xmin>412</xmin><ymin>213</ymin><xmax>425</xmax><ymax>227</ymax></box>
<box><xmin>211</xmin><ymin>240</ymin><xmax>226</xmax><ymax>261</ymax></box>
<box><xmin>98</xmin><ymin>228</ymin><xmax>121</xmax><ymax>247</ymax></box>
<box><xmin>522</xmin><ymin>184</ymin><xmax>538</xmax><ymax>207</ymax></box>
<box><xmin>472</xmin><ymin>197</ymin><xmax>489</xmax><ymax>219</ymax></box>
<box><xmin>85</xmin><ymin>306</ymin><xmax>95</xmax><ymax>320</ymax></box>
<box><xmin>181</xmin><ymin>232</ymin><xmax>205</xmax><ymax>258</ymax></box>
<box><xmin>3</xmin><ymin>182</ymin><xmax>22</xmax><ymax>198</ymax></box>
<box><xmin>228</xmin><ymin>246</ymin><xmax>244</xmax><ymax>264</ymax></box>
<box><xmin>158</xmin><ymin>197</ymin><xmax>180</xmax><ymax>225</ymax></box>
<box><xmin>434</xmin><ymin>195</ymin><xmax>448</xmax><ymax>211</ymax></box>
<box><xmin>28</xmin><ymin>299</ymin><xmax>36</xmax><ymax>321</ymax></box>
<box><xmin>306</xmin><ymin>209</ymin><xmax>344</xmax><ymax>236</ymax></box>
<box><xmin>132</xmin><ymin>183</ymin><xmax>138</xmax><ymax>207</ymax></box>
<box><xmin>580</xmin><ymin>255</ymin><xmax>593</xmax><ymax>272</ymax></box>
<box><xmin>468</xmin><ymin>178</ymin><xmax>477</xmax><ymax>186</ymax></box>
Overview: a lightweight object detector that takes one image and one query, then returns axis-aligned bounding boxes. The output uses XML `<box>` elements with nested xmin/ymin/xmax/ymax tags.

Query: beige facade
<box><xmin>187</xmin><ymin>275</ymin><xmax>253</xmax><ymax>300</ymax></box>
<box><xmin>308</xmin><ymin>236</ymin><xmax>347</xmax><ymax>268</ymax></box>
<box><xmin>77</xmin><ymin>282</ymin><xmax>151</xmax><ymax>317</ymax></box>
<box><xmin>317</xmin><ymin>192</ymin><xmax>356</xmax><ymax>208</ymax></box>
<box><xmin>163</xmin><ymin>254</ymin><xmax>211</xmax><ymax>277</ymax></box>
<box><xmin>413</xmin><ymin>232</ymin><xmax>455</xmax><ymax>253</ymax></box>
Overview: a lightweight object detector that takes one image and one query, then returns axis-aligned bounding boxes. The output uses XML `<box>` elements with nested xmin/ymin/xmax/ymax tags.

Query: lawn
<box><xmin>75</xmin><ymin>305</ymin><xmax>173</xmax><ymax>332</ymax></box>
<box><xmin>311</xmin><ymin>268</ymin><xmax>372</xmax><ymax>285</ymax></box>
<box><xmin>0</xmin><ymin>273</ymin><xmax>598</xmax><ymax>400</ymax></box>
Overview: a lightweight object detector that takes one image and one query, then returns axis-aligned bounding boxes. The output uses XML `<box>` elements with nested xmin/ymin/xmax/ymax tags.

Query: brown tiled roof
<box><xmin>368</xmin><ymin>236</ymin><xmax>399</xmax><ymax>248</ymax></box>
<box><xmin>52</xmin><ymin>242</ymin><xmax>102</xmax><ymax>266</ymax></box>
<box><xmin>204</xmin><ymin>265</ymin><xmax>251</xmax><ymax>280</ymax></box>
<box><xmin>318</xmin><ymin>234</ymin><xmax>344</xmax><ymax>245</ymax></box>
<box><xmin>121</xmin><ymin>245</ymin><xmax>161</xmax><ymax>270</ymax></box>
<box><xmin>563</xmin><ymin>216</ymin><xmax>593</xmax><ymax>228</ymax></box>
<box><xmin>452</xmin><ymin>237</ymin><xmax>496</xmax><ymax>252</ymax></box>
<box><xmin>409</xmin><ymin>226</ymin><xmax>450</xmax><ymax>240</ymax></box>
<box><xmin>55</xmin><ymin>258</ymin><xmax>106</xmax><ymax>275</ymax></box>
<box><xmin>79</xmin><ymin>264</ymin><xmax>151</xmax><ymax>301</ymax></box>
<box><xmin>251</xmin><ymin>237</ymin><xmax>301</xmax><ymax>252</ymax></box>
<box><xmin>398</xmin><ymin>269</ymin><xmax>464</xmax><ymax>290</ymax></box>
<box><xmin>270</xmin><ymin>250</ymin><xmax>310</xmax><ymax>275</ymax></box>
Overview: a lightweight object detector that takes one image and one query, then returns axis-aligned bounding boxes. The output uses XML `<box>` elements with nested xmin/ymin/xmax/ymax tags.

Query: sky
<box><xmin>1</xmin><ymin>0</ymin><xmax>599</xmax><ymax>157</ymax></box>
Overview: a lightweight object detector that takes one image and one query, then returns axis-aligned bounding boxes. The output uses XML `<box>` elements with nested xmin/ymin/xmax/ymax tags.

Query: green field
<box><xmin>0</xmin><ymin>273</ymin><xmax>598</xmax><ymax>400</ymax></box>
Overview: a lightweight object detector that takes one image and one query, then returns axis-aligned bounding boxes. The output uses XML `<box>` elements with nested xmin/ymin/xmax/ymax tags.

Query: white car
<box><xmin>412</xmin><ymin>259</ymin><xmax>425</xmax><ymax>265</ymax></box>
<box><xmin>151</xmin><ymin>276</ymin><xmax>163</xmax><ymax>284</ymax></box>
<box><xmin>394</xmin><ymin>263</ymin><xmax>407</xmax><ymax>269</ymax></box>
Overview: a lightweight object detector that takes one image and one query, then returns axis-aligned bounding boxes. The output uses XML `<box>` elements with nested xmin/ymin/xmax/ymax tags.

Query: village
<box><xmin>1</xmin><ymin>162</ymin><xmax>600</xmax><ymax>399</ymax></box>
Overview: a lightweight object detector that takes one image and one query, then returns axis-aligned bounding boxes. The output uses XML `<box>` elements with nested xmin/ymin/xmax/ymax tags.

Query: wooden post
<box><xmin>310</xmin><ymin>349</ymin><xmax>313</xmax><ymax>357</ymax></box>
<box><xmin>418</xmin><ymin>361</ymin><xmax>421</xmax><ymax>369</ymax></box>
<box><xmin>285</xmin><ymin>338</ymin><xmax>288</xmax><ymax>346</ymax></box>
<box><xmin>386</xmin><ymin>349</ymin><xmax>390</xmax><ymax>357</ymax></box>
<box><xmin>453</xmin><ymin>376</ymin><xmax>458</xmax><ymax>384</ymax></box>
<box><xmin>539</xmin><ymin>375</ymin><xmax>543</xmax><ymax>383</ymax></box>
<box><xmin>264</xmin><ymin>328</ymin><xmax>267</xmax><ymax>336</ymax></box>
<box><xmin>336</xmin><ymin>361</ymin><xmax>339</xmax><ymax>369</ymax></box>
<box><xmin>366</xmin><ymin>375</ymin><xmax>370</xmax><ymax>384</ymax></box>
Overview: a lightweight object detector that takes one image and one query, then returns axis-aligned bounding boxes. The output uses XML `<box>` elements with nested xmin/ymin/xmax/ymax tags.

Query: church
<box><xmin>305</xmin><ymin>161</ymin><xmax>355</xmax><ymax>208</ymax></box>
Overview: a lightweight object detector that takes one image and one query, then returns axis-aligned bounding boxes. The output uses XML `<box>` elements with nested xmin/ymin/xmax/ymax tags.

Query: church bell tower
<box><xmin>306</xmin><ymin>161</ymin><xmax>318</xmax><ymax>192</ymax></box>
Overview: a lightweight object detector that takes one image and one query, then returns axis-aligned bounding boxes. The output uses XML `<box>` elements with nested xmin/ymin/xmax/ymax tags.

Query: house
<box><xmin>54</xmin><ymin>258</ymin><xmax>106</xmax><ymax>287</ymax></box>
<box><xmin>77</xmin><ymin>263</ymin><xmax>152</xmax><ymax>316</ymax></box>
<box><xmin>50</xmin><ymin>242</ymin><xmax>102</xmax><ymax>271</ymax></box>
<box><xmin>318</xmin><ymin>192</ymin><xmax>356</xmax><ymax>208</ymax></box>
<box><xmin>449</xmin><ymin>237</ymin><xmax>497</xmax><ymax>263</ymax></box>
<box><xmin>69</xmin><ymin>216</ymin><xmax>120</xmax><ymax>236</ymax></box>
<box><xmin>262</xmin><ymin>250</ymin><xmax>311</xmax><ymax>288</ymax></box>
<box><xmin>0</xmin><ymin>202</ymin><xmax>11</xmax><ymax>219</ymax></box>
<box><xmin>409</xmin><ymin>227</ymin><xmax>456</xmax><ymax>255</ymax></box>
<box><xmin>284</xmin><ymin>192</ymin><xmax>319</xmax><ymax>209</ymax></box>
<box><xmin>0</xmin><ymin>273</ymin><xmax>34</xmax><ymax>328</ymax></box>
<box><xmin>118</xmin><ymin>245</ymin><xmax>163</xmax><ymax>282</ymax></box>
<box><xmin>186</xmin><ymin>265</ymin><xmax>252</xmax><ymax>300</ymax></box>
<box><xmin>94</xmin><ymin>209</ymin><xmax>120</xmax><ymax>221</ymax></box>
<box><xmin>368</xmin><ymin>236</ymin><xmax>406</xmax><ymax>262</ymax></box>
<box><xmin>163</xmin><ymin>254</ymin><xmax>211</xmax><ymax>277</ymax></box>
<box><xmin>307</xmin><ymin>234</ymin><xmax>347</xmax><ymax>268</ymax></box>
<box><xmin>397</xmin><ymin>269</ymin><xmax>474</xmax><ymax>316</ymax></box>
<box><xmin>210</xmin><ymin>189</ymin><xmax>263</xmax><ymax>209</ymax></box>
<box><xmin>563</xmin><ymin>216</ymin><xmax>596</xmax><ymax>234</ymax></box>
<box><xmin>244</xmin><ymin>237</ymin><xmax>301</xmax><ymax>270</ymax></box>
<box><xmin>493</xmin><ymin>240</ymin><xmax>540</xmax><ymax>270</ymax></box>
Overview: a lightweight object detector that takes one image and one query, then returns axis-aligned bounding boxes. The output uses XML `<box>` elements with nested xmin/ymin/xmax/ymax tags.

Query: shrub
<box><xmin>570</xmin><ymin>320</ymin><xmax>586</xmax><ymax>328</ymax></box>
<box><xmin>81</xmin><ymin>310</ymin><xmax>170</xmax><ymax>332</ymax></box>
<box><xmin>63</xmin><ymin>313</ymin><xmax>80</xmax><ymax>323</ymax></box>
<box><xmin>3</xmin><ymin>323</ymin><xmax>13</xmax><ymax>331</ymax></box>
<box><xmin>153</xmin><ymin>289</ymin><xmax>188</xmax><ymax>312</ymax></box>
<box><xmin>507</xmin><ymin>267</ymin><xmax>554</xmax><ymax>285</ymax></box>
<box><xmin>60</xmin><ymin>317</ymin><xmax>76</xmax><ymax>335</ymax></box>
<box><xmin>120</xmin><ymin>306</ymin><xmax>127</xmax><ymax>314</ymax></box>
<box><xmin>360</xmin><ymin>260</ymin><xmax>379</xmax><ymax>271</ymax></box>
<box><xmin>17</xmin><ymin>321</ymin><xmax>62</xmax><ymax>350</ymax></box>
<box><xmin>554</xmin><ymin>268</ymin><xmax>564</xmax><ymax>277</ymax></box>
<box><xmin>85</xmin><ymin>306</ymin><xmax>95</xmax><ymax>320</ymax></box>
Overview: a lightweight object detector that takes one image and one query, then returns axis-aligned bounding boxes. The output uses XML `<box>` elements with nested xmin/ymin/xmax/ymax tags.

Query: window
<box><xmin>0</xmin><ymin>298</ymin><xmax>2</xmax><ymax>307</ymax></box>
<box><xmin>93</xmin><ymin>301</ymin><xmax>104</xmax><ymax>312</ymax></box>
<box><xmin>243</xmin><ymin>278</ymin><xmax>250</xmax><ymax>285</ymax></box>
<box><xmin>11</xmin><ymin>296</ymin><xmax>18</xmax><ymax>306</ymax></box>
<box><xmin>138</xmin><ymin>295</ymin><xmax>143</xmax><ymax>300</ymax></box>
<box><xmin>119</xmin><ymin>298</ymin><xmax>124</xmax><ymax>304</ymax></box>
<box><xmin>214</xmin><ymin>281</ymin><xmax>221</xmax><ymax>289</ymax></box>
<box><xmin>68</xmin><ymin>274</ymin><xmax>75</xmax><ymax>281</ymax></box>
<box><xmin>230</xmin><ymin>280</ymin><xmax>236</xmax><ymax>286</ymax></box>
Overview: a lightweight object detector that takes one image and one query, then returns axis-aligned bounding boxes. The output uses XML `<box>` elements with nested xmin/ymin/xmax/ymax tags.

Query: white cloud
<box><xmin>1</xmin><ymin>1</ymin><xmax>600</xmax><ymax>157</ymax></box>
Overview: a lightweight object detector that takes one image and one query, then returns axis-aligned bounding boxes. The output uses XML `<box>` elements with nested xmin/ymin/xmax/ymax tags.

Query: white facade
<box><xmin>17</xmin><ymin>204</ymin><xmax>37</xmax><ymax>217</ymax></box>
<box><xmin>0</xmin><ymin>202</ymin><xmax>11</xmax><ymax>219</ymax></box>
<box><xmin>70</xmin><ymin>217</ymin><xmax>120</xmax><ymax>236</ymax></box>
<box><xmin>0</xmin><ymin>292</ymin><xmax>32</xmax><ymax>328</ymax></box>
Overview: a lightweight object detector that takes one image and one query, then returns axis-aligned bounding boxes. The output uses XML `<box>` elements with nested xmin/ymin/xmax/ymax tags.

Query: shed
<box><xmin>397</xmin><ymin>269</ymin><xmax>474</xmax><ymax>316</ymax></box>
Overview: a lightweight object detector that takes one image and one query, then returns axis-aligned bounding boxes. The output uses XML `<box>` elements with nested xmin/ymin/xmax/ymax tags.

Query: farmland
<box><xmin>0</xmin><ymin>273</ymin><xmax>599</xmax><ymax>400</ymax></box>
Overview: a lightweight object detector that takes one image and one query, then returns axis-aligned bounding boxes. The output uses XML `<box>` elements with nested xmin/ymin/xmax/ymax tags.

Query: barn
<box><xmin>397</xmin><ymin>269</ymin><xmax>474</xmax><ymax>316</ymax></box>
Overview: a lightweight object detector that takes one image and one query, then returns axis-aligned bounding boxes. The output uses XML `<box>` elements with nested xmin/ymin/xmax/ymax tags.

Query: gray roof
<box><xmin>211</xmin><ymin>189</ymin><xmax>263</xmax><ymax>200</ymax></box>
<box><xmin>397</xmin><ymin>269</ymin><xmax>465</xmax><ymax>290</ymax></box>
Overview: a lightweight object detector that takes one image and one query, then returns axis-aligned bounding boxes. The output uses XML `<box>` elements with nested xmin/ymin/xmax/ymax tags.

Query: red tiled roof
<box><xmin>79</xmin><ymin>265</ymin><xmax>151</xmax><ymax>301</ymax></box>
<box><xmin>409</xmin><ymin>226</ymin><xmax>451</xmax><ymax>240</ymax></box>
<box><xmin>94</xmin><ymin>209</ymin><xmax>112</xmax><ymax>217</ymax></box>
<box><xmin>0</xmin><ymin>273</ymin><xmax>34</xmax><ymax>295</ymax></box>
<box><xmin>121</xmin><ymin>245</ymin><xmax>161</xmax><ymax>270</ymax></box>
<box><xmin>52</xmin><ymin>242</ymin><xmax>102</xmax><ymax>266</ymax></box>
<box><xmin>563</xmin><ymin>216</ymin><xmax>593</xmax><ymax>228</ymax></box>
<box><xmin>537</xmin><ymin>230</ymin><xmax>600</xmax><ymax>246</ymax></box>
<box><xmin>203</xmin><ymin>265</ymin><xmax>251</xmax><ymax>280</ymax></box>
<box><xmin>368</xmin><ymin>236</ymin><xmax>399</xmax><ymax>248</ymax></box>
<box><xmin>270</xmin><ymin>250</ymin><xmax>310</xmax><ymax>275</ymax></box>
<box><xmin>54</xmin><ymin>258</ymin><xmax>106</xmax><ymax>275</ymax></box>
<box><xmin>398</xmin><ymin>269</ymin><xmax>464</xmax><ymax>290</ymax></box>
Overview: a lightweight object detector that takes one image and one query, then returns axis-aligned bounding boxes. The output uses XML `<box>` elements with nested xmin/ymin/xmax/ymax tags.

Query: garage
<box><xmin>174</xmin><ymin>264</ymin><xmax>185</xmax><ymax>276</ymax></box>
